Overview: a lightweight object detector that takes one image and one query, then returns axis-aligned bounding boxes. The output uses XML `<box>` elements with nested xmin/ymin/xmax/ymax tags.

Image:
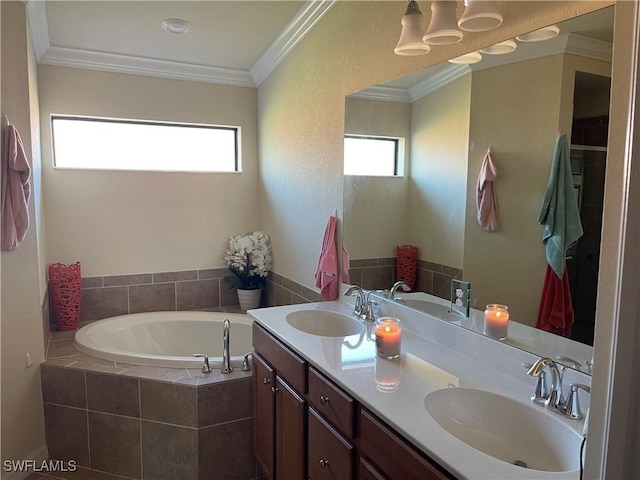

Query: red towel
<box><xmin>1</xmin><ymin>124</ymin><xmax>31</xmax><ymax>251</ymax></box>
<box><xmin>535</xmin><ymin>264</ymin><xmax>574</xmax><ymax>337</ymax></box>
<box><xmin>315</xmin><ymin>216</ymin><xmax>339</xmax><ymax>301</ymax></box>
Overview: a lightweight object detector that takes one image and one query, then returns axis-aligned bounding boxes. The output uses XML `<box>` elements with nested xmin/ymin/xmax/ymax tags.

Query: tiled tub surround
<box><xmin>71</xmin><ymin>269</ymin><xmax>323</xmax><ymax>326</ymax></box>
<box><xmin>348</xmin><ymin>258</ymin><xmax>463</xmax><ymax>298</ymax></box>
<box><xmin>41</xmin><ymin>332</ymin><xmax>257</xmax><ymax>480</ymax></box>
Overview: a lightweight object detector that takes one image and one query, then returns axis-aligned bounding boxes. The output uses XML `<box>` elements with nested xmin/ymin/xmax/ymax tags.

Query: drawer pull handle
<box><xmin>320</xmin><ymin>395</ymin><xmax>329</xmax><ymax>405</ymax></box>
<box><xmin>319</xmin><ymin>459</ymin><xmax>329</xmax><ymax>468</ymax></box>
<box><xmin>263</xmin><ymin>378</ymin><xmax>271</xmax><ymax>385</ymax></box>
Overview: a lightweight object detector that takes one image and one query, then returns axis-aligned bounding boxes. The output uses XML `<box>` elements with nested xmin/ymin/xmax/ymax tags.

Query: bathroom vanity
<box><xmin>249</xmin><ymin>300</ymin><xmax>590</xmax><ymax>480</ymax></box>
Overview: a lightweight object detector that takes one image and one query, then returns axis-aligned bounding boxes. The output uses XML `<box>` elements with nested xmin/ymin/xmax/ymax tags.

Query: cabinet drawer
<box><xmin>308</xmin><ymin>407</ymin><xmax>355</xmax><ymax>480</ymax></box>
<box><xmin>359</xmin><ymin>457</ymin><xmax>387</xmax><ymax>480</ymax></box>
<box><xmin>359</xmin><ymin>408</ymin><xmax>454</xmax><ymax>480</ymax></box>
<box><xmin>308</xmin><ymin>367</ymin><xmax>355</xmax><ymax>439</ymax></box>
<box><xmin>253</xmin><ymin>322</ymin><xmax>307</xmax><ymax>394</ymax></box>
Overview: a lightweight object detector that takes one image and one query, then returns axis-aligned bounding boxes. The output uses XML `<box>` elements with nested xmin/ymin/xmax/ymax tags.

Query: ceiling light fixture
<box><xmin>394</xmin><ymin>1</ymin><xmax>431</xmax><ymax>56</ymax></box>
<box><xmin>479</xmin><ymin>39</ymin><xmax>517</xmax><ymax>55</ymax></box>
<box><xmin>423</xmin><ymin>1</ymin><xmax>463</xmax><ymax>45</ymax></box>
<box><xmin>458</xmin><ymin>0</ymin><xmax>503</xmax><ymax>32</ymax></box>
<box><xmin>161</xmin><ymin>18</ymin><xmax>193</xmax><ymax>35</ymax></box>
<box><xmin>516</xmin><ymin>24</ymin><xmax>560</xmax><ymax>43</ymax></box>
<box><xmin>394</xmin><ymin>1</ymin><xmax>504</xmax><ymax>56</ymax></box>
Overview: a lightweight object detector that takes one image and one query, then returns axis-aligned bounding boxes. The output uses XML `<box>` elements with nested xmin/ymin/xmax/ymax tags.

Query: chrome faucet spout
<box><xmin>527</xmin><ymin>358</ymin><xmax>561</xmax><ymax>408</ymax></box>
<box><xmin>221</xmin><ymin>319</ymin><xmax>233</xmax><ymax>374</ymax></box>
<box><xmin>344</xmin><ymin>286</ymin><xmax>366</xmax><ymax>318</ymax></box>
<box><xmin>389</xmin><ymin>281</ymin><xmax>411</xmax><ymax>300</ymax></box>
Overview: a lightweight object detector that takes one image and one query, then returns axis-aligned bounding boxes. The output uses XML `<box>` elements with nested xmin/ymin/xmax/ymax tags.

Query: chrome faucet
<box><xmin>526</xmin><ymin>357</ymin><xmax>590</xmax><ymax>419</ymax></box>
<box><xmin>389</xmin><ymin>281</ymin><xmax>411</xmax><ymax>300</ymax></box>
<box><xmin>527</xmin><ymin>357</ymin><xmax>562</xmax><ymax>408</ymax></box>
<box><xmin>344</xmin><ymin>286</ymin><xmax>367</xmax><ymax>318</ymax></box>
<box><xmin>221</xmin><ymin>319</ymin><xmax>233</xmax><ymax>374</ymax></box>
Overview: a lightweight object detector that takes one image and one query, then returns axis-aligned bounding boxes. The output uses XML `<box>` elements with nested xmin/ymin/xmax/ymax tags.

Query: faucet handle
<box><xmin>363</xmin><ymin>299</ymin><xmax>378</xmax><ymax>322</ymax></box>
<box><xmin>193</xmin><ymin>353</ymin><xmax>212</xmax><ymax>373</ymax></box>
<box><xmin>565</xmin><ymin>383</ymin><xmax>591</xmax><ymax>419</ymax></box>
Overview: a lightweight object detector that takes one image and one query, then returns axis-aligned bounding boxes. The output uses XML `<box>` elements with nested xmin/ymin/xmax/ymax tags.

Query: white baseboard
<box><xmin>1</xmin><ymin>445</ymin><xmax>48</xmax><ymax>480</ymax></box>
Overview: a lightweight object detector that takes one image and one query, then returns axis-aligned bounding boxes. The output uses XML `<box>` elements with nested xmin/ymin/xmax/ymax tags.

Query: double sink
<box><xmin>284</xmin><ymin>309</ymin><xmax>584</xmax><ymax>475</ymax></box>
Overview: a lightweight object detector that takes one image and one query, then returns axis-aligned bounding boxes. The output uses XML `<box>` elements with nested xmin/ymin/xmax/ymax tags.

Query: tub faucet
<box><xmin>389</xmin><ymin>281</ymin><xmax>411</xmax><ymax>300</ymax></box>
<box><xmin>222</xmin><ymin>319</ymin><xmax>233</xmax><ymax>374</ymax></box>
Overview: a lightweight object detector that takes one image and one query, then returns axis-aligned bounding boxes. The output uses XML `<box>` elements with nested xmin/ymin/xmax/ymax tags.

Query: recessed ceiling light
<box><xmin>516</xmin><ymin>25</ymin><xmax>560</xmax><ymax>43</ymax></box>
<box><xmin>161</xmin><ymin>18</ymin><xmax>193</xmax><ymax>35</ymax></box>
<box><xmin>479</xmin><ymin>39</ymin><xmax>517</xmax><ymax>55</ymax></box>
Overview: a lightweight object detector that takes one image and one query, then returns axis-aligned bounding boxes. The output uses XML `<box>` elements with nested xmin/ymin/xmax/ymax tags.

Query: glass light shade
<box><xmin>458</xmin><ymin>0</ymin><xmax>503</xmax><ymax>32</ymax></box>
<box><xmin>448</xmin><ymin>50</ymin><xmax>482</xmax><ymax>64</ymax></box>
<box><xmin>423</xmin><ymin>1</ymin><xmax>463</xmax><ymax>46</ymax></box>
<box><xmin>394</xmin><ymin>1</ymin><xmax>430</xmax><ymax>56</ymax></box>
<box><xmin>516</xmin><ymin>24</ymin><xmax>560</xmax><ymax>42</ymax></box>
<box><xmin>479</xmin><ymin>39</ymin><xmax>517</xmax><ymax>55</ymax></box>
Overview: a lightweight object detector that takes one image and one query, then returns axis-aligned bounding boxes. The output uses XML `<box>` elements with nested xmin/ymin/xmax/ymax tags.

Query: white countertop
<box><xmin>249</xmin><ymin>300</ymin><xmax>589</xmax><ymax>480</ymax></box>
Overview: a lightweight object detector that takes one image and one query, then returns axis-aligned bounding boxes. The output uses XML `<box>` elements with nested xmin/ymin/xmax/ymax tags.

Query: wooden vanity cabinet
<box><xmin>359</xmin><ymin>408</ymin><xmax>455</xmax><ymax>480</ymax></box>
<box><xmin>253</xmin><ymin>323</ymin><xmax>307</xmax><ymax>480</ymax></box>
<box><xmin>252</xmin><ymin>322</ymin><xmax>455</xmax><ymax>480</ymax></box>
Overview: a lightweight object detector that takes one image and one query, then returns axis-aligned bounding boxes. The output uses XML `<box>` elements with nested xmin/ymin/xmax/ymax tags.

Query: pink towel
<box><xmin>315</xmin><ymin>215</ymin><xmax>339</xmax><ymax>301</ymax></box>
<box><xmin>476</xmin><ymin>150</ymin><xmax>499</xmax><ymax>232</ymax></box>
<box><xmin>1</xmin><ymin>124</ymin><xmax>31</xmax><ymax>250</ymax></box>
<box><xmin>535</xmin><ymin>263</ymin><xmax>574</xmax><ymax>337</ymax></box>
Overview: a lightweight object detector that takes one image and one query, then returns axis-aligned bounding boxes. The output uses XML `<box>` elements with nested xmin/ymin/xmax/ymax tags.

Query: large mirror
<box><xmin>343</xmin><ymin>7</ymin><xmax>614</xmax><ymax>374</ymax></box>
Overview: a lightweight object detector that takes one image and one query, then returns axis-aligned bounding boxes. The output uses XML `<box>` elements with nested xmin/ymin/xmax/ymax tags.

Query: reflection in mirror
<box><xmin>343</xmin><ymin>7</ymin><xmax>614</xmax><ymax>374</ymax></box>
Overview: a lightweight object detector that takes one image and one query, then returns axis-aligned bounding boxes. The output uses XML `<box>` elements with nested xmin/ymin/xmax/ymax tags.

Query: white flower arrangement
<box><xmin>224</xmin><ymin>231</ymin><xmax>272</xmax><ymax>289</ymax></box>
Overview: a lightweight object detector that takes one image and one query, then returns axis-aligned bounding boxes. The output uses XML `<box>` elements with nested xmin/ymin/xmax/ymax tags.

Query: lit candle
<box><xmin>375</xmin><ymin>317</ymin><xmax>402</xmax><ymax>359</ymax></box>
<box><xmin>483</xmin><ymin>304</ymin><xmax>509</xmax><ymax>340</ymax></box>
<box><xmin>375</xmin><ymin>357</ymin><xmax>402</xmax><ymax>392</ymax></box>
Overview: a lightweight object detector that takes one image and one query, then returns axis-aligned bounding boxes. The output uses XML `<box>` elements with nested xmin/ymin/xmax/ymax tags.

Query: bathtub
<box><xmin>74</xmin><ymin>311</ymin><xmax>253</xmax><ymax>369</ymax></box>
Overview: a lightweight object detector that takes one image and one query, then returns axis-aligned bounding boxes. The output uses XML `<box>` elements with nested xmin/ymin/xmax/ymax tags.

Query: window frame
<box><xmin>50</xmin><ymin>114</ymin><xmax>241</xmax><ymax>173</ymax></box>
<box><xmin>343</xmin><ymin>134</ymin><xmax>404</xmax><ymax>177</ymax></box>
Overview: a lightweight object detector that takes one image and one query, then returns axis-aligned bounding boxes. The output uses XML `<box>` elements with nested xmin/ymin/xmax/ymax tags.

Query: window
<box><xmin>51</xmin><ymin>115</ymin><xmax>240</xmax><ymax>172</ymax></box>
<box><xmin>344</xmin><ymin>135</ymin><xmax>403</xmax><ymax>176</ymax></box>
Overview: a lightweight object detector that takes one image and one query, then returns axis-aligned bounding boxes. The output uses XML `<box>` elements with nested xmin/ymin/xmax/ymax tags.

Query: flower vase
<box><xmin>237</xmin><ymin>288</ymin><xmax>261</xmax><ymax>311</ymax></box>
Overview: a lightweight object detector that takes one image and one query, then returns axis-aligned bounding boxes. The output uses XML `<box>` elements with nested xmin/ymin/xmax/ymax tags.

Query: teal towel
<box><xmin>537</xmin><ymin>133</ymin><xmax>583</xmax><ymax>278</ymax></box>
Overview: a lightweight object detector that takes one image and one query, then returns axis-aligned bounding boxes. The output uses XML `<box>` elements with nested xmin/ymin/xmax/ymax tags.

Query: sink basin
<box><xmin>424</xmin><ymin>388</ymin><xmax>582</xmax><ymax>472</ymax></box>
<box><xmin>399</xmin><ymin>299</ymin><xmax>451</xmax><ymax>318</ymax></box>
<box><xmin>286</xmin><ymin>310</ymin><xmax>364</xmax><ymax>337</ymax></box>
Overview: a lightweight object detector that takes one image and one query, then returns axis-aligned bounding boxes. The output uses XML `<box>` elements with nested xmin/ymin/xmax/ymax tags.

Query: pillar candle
<box><xmin>483</xmin><ymin>304</ymin><xmax>509</xmax><ymax>340</ymax></box>
<box><xmin>375</xmin><ymin>317</ymin><xmax>402</xmax><ymax>359</ymax></box>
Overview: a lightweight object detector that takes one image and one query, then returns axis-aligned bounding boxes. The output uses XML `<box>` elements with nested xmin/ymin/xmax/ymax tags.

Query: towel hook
<box><xmin>2</xmin><ymin>114</ymin><xmax>9</xmax><ymax>128</ymax></box>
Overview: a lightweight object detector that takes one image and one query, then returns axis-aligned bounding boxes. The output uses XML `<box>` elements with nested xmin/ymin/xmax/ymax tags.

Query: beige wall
<box><xmin>408</xmin><ymin>75</ymin><xmax>471</xmax><ymax>269</ymax></box>
<box><xmin>344</xmin><ymin>97</ymin><xmax>410</xmax><ymax>259</ymax></box>
<box><xmin>38</xmin><ymin>66</ymin><xmax>260</xmax><ymax>277</ymax></box>
<box><xmin>1</xmin><ymin>0</ymin><xmax>47</xmax><ymax>464</ymax></box>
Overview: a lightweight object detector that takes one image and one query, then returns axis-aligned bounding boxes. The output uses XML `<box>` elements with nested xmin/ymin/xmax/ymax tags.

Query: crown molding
<box><xmin>28</xmin><ymin>0</ymin><xmax>335</xmax><ymax>88</ymax></box>
<box><xmin>39</xmin><ymin>47</ymin><xmax>256</xmax><ymax>87</ymax></box>
<box><xmin>565</xmin><ymin>34</ymin><xmax>613</xmax><ymax>63</ymax></box>
<box><xmin>251</xmin><ymin>0</ymin><xmax>337</xmax><ymax>86</ymax></box>
<box><xmin>348</xmin><ymin>86</ymin><xmax>411</xmax><ymax>103</ymax></box>
<box><xmin>409</xmin><ymin>64</ymin><xmax>471</xmax><ymax>102</ymax></box>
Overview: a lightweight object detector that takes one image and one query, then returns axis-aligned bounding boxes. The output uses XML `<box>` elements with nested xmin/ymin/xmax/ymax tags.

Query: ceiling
<box><xmin>27</xmin><ymin>1</ymin><xmax>335</xmax><ymax>87</ymax></box>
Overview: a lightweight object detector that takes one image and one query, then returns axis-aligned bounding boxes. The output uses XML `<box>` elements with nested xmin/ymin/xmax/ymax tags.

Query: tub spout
<box><xmin>222</xmin><ymin>319</ymin><xmax>233</xmax><ymax>374</ymax></box>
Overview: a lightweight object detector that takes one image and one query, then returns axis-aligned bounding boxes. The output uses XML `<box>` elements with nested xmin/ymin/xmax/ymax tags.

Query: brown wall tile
<box><xmin>198</xmin><ymin>418</ymin><xmax>255</xmax><ymax>480</ymax></box>
<box><xmin>432</xmin><ymin>272</ymin><xmax>453</xmax><ymax>300</ymax></box>
<box><xmin>153</xmin><ymin>271</ymin><xmax>197</xmax><ymax>283</ymax></box>
<box><xmin>41</xmin><ymin>365</ymin><xmax>86</xmax><ymax>408</ymax></box>
<box><xmin>103</xmin><ymin>274</ymin><xmax>153</xmax><ymax>287</ymax></box>
<box><xmin>220</xmin><ymin>283</ymin><xmax>239</xmax><ymax>307</ymax></box>
<box><xmin>82</xmin><ymin>277</ymin><xmax>103</xmax><ymax>288</ymax></box>
<box><xmin>177</xmin><ymin>279</ymin><xmax>219</xmax><ymax>311</ymax></box>
<box><xmin>81</xmin><ymin>287</ymin><xmax>128</xmax><ymax>322</ymax></box>
<box><xmin>198</xmin><ymin>268</ymin><xmax>230</xmax><ymax>280</ymax></box>
<box><xmin>129</xmin><ymin>283</ymin><xmax>175</xmax><ymax>313</ymax></box>
<box><xmin>44</xmin><ymin>404</ymin><xmax>90</xmax><ymax>467</ymax></box>
<box><xmin>141</xmin><ymin>421</ymin><xmax>198</xmax><ymax>480</ymax></box>
<box><xmin>197</xmin><ymin>377</ymin><xmax>251</xmax><ymax>427</ymax></box>
<box><xmin>361</xmin><ymin>266</ymin><xmax>394</xmax><ymax>290</ymax></box>
<box><xmin>86</xmin><ymin>372</ymin><xmax>139</xmax><ymax>417</ymax></box>
<box><xmin>274</xmin><ymin>284</ymin><xmax>291</xmax><ymax>306</ymax></box>
<box><xmin>88</xmin><ymin>412</ymin><xmax>141</xmax><ymax>479</ymax></box>
<box><xmin>140</xmin><ymin>380</ymin><xmax>197</xmax><ymax>427</ymax></box>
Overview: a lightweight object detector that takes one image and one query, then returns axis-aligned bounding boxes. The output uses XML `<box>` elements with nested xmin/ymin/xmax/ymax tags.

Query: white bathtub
<box><xmin>74</xmin><ymin>311</ymin><xmax>253</xmax><ymax>369</ymax></box>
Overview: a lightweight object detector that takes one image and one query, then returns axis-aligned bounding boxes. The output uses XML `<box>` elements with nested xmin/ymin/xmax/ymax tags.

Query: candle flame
<box><xmin>496</xmin><ymin>311</ymin><xmax>502</xmax><ymax>318</ymax></box>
